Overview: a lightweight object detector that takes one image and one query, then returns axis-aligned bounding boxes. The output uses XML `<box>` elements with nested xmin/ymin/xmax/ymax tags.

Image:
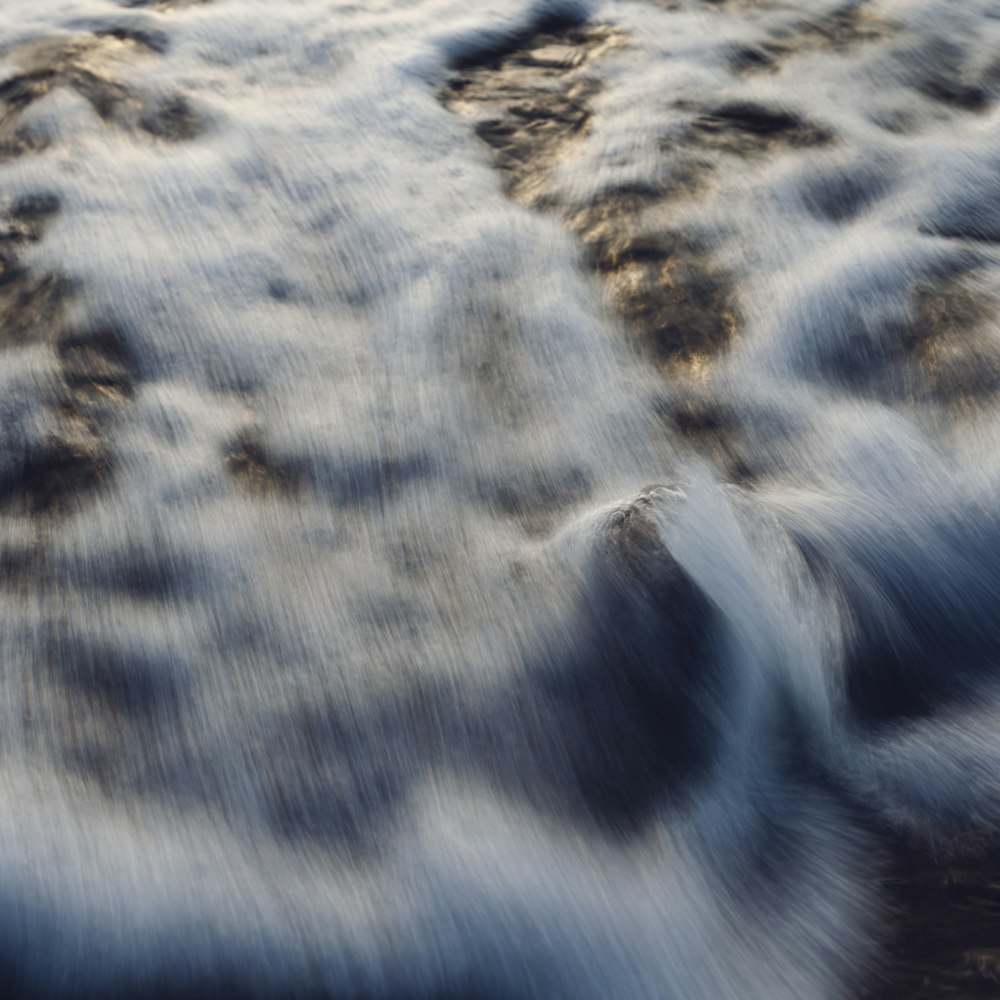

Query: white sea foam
<box><xmin>1</xmin><ymin>0</ymin><xmax>1000</xmax><ymax>995</ymax></box>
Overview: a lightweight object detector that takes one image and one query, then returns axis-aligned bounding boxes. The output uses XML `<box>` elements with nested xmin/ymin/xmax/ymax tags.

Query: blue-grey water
<box><xmin>1</xmin><ymin>0</ymin><xmax>1000</xmax><ymax>996</ymax></box>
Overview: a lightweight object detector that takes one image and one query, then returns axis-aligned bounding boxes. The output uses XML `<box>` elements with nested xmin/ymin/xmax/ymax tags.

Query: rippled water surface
<box><xmin>2</xmin><ymin>0</ymin><xmax>1000</xmax><ymax>996</ymax></box>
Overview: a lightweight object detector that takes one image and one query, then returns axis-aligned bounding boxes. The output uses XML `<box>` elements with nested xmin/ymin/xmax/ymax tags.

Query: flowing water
<box><xmin>2</xmin><ymin>0</ymin><xmax>1000</xmax><ymax>996</ymax></box>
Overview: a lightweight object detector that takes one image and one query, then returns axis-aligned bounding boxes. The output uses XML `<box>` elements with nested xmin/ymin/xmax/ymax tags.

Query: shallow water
<box><xmin>1</xmin><ymin>0</ymin><xmax>1000</xmax><ymax>996</ymax></box>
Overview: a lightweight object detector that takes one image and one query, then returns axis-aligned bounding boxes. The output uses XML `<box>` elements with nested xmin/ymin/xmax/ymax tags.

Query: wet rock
<box><xmin>139</xmin><ymin>93</ymin><xmax>205</xmax><ymax>142</ymax></box>
<box><xmin>685</xmin><ymin>100</ymin><xmax>833</xmax><ymax>155</ymax></box>
<box><xmin>442</xmin><ymin>20</ymin><xmax>620</xmax><ymax>205</ymax></box>
<box><xmin>444</xmin><ymin>16</ymin><xmax>747</xmax><ymax>377</ymax></box>
<box><xmin>225</xmin><ymin>431</ymin><xmax>301</xmax><ymax>496</ymax></box>
<box><xmin>0</xmin><ymin>32</ymin><xmax>204</xmax><ymax>146</ymax></box>
<box><xmin>541</xmin><ymin>490</ymin><xmax>722</xmax><ymax>831</ymax></box>
<box><xmin>585</xmin><ymin>229</ymin><xmax>740</xmax><ymax>367</ymax></box>
<box><xmin>0</xmin><ymin>436</ymin><xmax>108</xmax><ymax>515</ymax></box>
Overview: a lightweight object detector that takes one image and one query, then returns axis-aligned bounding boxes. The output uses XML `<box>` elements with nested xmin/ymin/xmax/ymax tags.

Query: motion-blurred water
<box><xmin>1</xmin><ymin>0</ymin><xmax>1000</xmax><ymax>996</ymax></box>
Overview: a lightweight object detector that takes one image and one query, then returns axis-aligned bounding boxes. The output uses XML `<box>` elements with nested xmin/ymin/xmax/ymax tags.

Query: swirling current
<box><xmin>1</xmin><ymin>0</ymin><xmax>1000</xmax><ymax>996</ymax></box>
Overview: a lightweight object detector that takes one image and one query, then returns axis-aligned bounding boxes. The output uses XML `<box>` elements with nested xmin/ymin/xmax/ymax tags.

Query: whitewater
<box><xmin>1</xmin><ymin>0</ymin><xmax>999</xmax><ymax>995</ymax></box>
